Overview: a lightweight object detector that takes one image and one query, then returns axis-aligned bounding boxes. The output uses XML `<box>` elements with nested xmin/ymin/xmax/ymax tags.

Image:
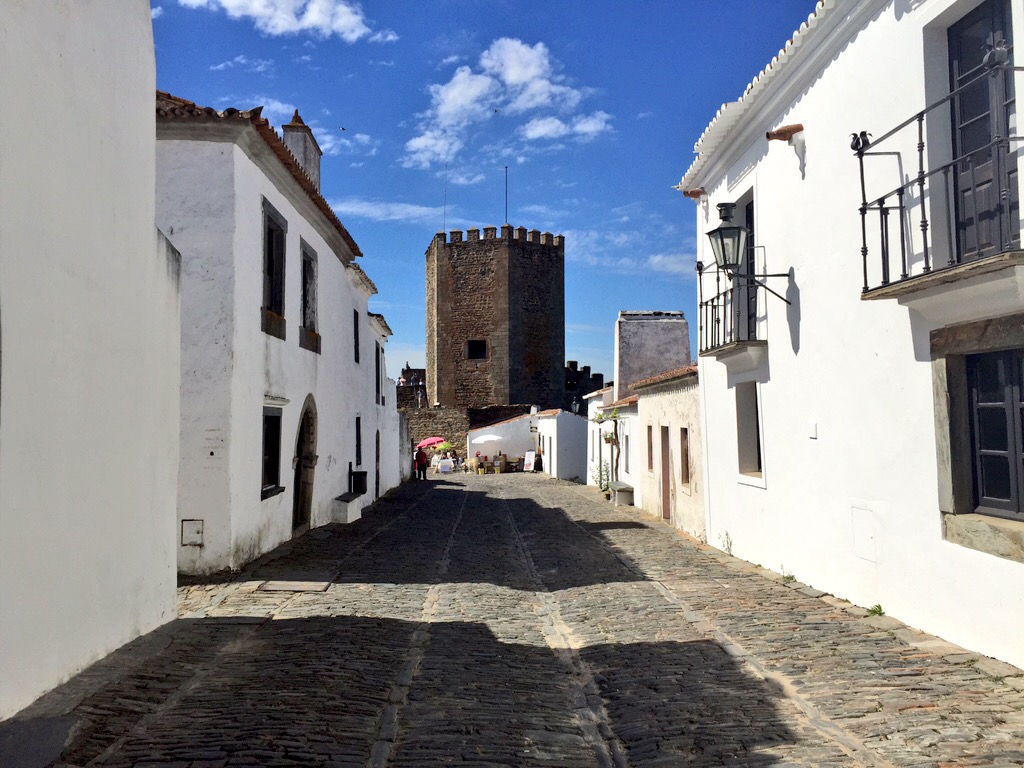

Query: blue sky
<box><xmin>152</xmin><ymin>1</ymin><xmax>817</xmax><ymax>377</ymax></box>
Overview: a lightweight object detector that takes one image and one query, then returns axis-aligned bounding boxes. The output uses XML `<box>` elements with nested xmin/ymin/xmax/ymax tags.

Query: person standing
<box><xmin>415</xmin><ymin>447</ymin><xmax>428</xmax><ymax>480</ymax></box>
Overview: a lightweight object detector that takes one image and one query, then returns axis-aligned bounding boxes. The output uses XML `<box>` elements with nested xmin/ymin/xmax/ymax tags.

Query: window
<box><xmin>968</xmin><ymin>349</ymin><xmax>1024</xmax><ymax>520</ymax></box>
<box><xmin>262</xmin><ymin>199</ymin><xmax>287</xmax><ymax>340</ymax></box>
<box><xmin>736</xmin><ymin>382</ymin><xmax>763</xmax><ymax>476</ymax></box>
<box><xmin>375</xmin><ymin>341</ymin><xmax>382</xmax><ymax>405</ymax></box>
<box><xmin>680</xmin><ymin>427</ymin><xmax>691</xmax><ymax>486</ymax></box>
<box><xmin>948</xmin><ymin>0</ymin><xmax>1017</xmax><ymax>262</ymax></box>
<box><xmin>353</xmin><ymin>309</ymin><xmax>360</xmax><ymax>363</ymax></box>
<box><xmin>467</xmin><ymin>339</ymin><xmax>487</xmax><ymax>359</ymax></box>
<box><xmin>262</xmin><ymin>407</ymin><xmax>283</xmax><ymax>498</ymax></box>
<box><xmin>355</xmin><ymin>414</ymin><xmax>362</xmax><ymax>466</ymax></box>
<box><xmin>299</xmin><ymin>242</ymin><xmax>319</xmax><ymax>353</ymax></box>
<box><xmin>624</xmin><ymin>433</ymin><xmax>630</xmax><ymax>474</ymax></box>
<box><xmin>647</xmin><ymin>425</ymin><xmax>654</xmax><ymax>472</ymax></box>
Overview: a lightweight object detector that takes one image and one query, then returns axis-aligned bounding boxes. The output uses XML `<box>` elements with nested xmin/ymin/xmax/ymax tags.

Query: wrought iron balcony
<box><xmin>697</xmin><ymin>262</ymin><xmax>760</xmax><ymax>356</ymax></box>
<box><xmin>856</xmin><ymin>60</ymin><xmax>1021</xmax><ymax>295</ymax></box>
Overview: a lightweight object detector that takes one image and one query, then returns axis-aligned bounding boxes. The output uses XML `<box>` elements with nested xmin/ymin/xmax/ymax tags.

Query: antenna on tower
<box><xmin>504</xmin><ymin>165</ymin><xmax>509</xmax><ymax>224</ymax></box>
<box><xmin>442</xmin><ymin>163</ymin><xmax>448</xmax><ymax>233</ymax></box>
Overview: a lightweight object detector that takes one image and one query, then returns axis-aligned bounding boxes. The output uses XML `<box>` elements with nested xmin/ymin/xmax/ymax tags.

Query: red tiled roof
<box><xmin>536</xmin><ymin>409</ymin><xmax>561</xmax><ymax>417</ymax></box>
<box><xmin>155</xmin><ymin>91</ymin><xmax>362</xmax><ymax>259</ymax></box>
<box><xmin>603</xmin><ymin>395</ymin><xmax>638</xmax><ymax>409</ymax></box>
<box><xmin>631</xmin><ymin>365</ymin><xmax>698</xmax><ymax>390</ymax></box>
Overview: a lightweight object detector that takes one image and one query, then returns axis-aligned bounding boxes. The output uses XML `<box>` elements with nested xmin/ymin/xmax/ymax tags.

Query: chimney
<box><xmin>281</xmin><ymin>110</ymin><xmax>322</xmax><ymax>192</ymax></box>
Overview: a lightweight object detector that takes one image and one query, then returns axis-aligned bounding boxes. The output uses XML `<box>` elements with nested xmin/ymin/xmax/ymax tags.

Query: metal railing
<box><xmin>855</xmin><ymin>61</ymin><xmax>1021</xmax><ymax>292</ymax></box>
<box><xmin>697</xmin><ymin>265</ymin><xmax>759</xmax><ymax>354</ymax></box>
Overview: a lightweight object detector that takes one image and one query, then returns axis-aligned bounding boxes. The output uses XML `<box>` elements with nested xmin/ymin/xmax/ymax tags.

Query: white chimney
<box><xmin>281</xmin><ymin>109</ymin><xmax>322</xmax><ymax>192</ymax></box>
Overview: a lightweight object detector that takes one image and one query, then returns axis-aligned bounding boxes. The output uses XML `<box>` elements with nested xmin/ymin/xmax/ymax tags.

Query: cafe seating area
<box><xmin>467</xmin><ymin>456</ymin><xmax>524</xmax><ymax>474</ymax></box>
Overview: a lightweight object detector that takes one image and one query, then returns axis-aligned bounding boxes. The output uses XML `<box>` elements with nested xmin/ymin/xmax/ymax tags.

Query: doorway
<box><xmin>948</xmin><ymin>0</ymin><xmax>1017</xmax><ymax>261</ymax></box>
<box><xmin>292</xmin><ymin>397</ymin><xmax>317</xmax><ymax>532</ymax></box>
<box><xmin>375</xmin><ymin>430</ymin><xmax>381</xmax><ymax>499</ymax></box>
<box><xmin>660</xmin><ymin>426</ymin><xmax>671</xmax><ymax>521</ymax></box>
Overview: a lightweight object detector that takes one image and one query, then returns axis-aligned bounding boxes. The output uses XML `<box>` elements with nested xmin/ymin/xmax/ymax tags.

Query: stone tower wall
<box><xmin>425</xmin><ymin>226</ymin><xmax>564</xmax><ymax>409</ymax></box>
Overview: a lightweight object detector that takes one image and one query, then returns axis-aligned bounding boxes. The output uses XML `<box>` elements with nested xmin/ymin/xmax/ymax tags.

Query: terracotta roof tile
<box><xmin>604</xmin><ymin>395</ymin><xmax>638</xmax><ymax>409</ymax></box>
<box><xmin>155</xmin><ymin>90</ymin><xmax>362</xmax><ymax>259</ymax></box>
<box><xmin>632</xmin><ymin>365</ymin><xmax>698</xmax><ymax>390</ymax></box>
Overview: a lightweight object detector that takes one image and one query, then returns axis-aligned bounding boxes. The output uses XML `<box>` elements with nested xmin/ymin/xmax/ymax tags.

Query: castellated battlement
<box><xmin>433</xmin><ymin>226</ymin><xmax>564</xmax><ymax>248</ymax></box>
<box><xmin>425</xmin><ymin>224</ymin><xmax>566</xmax><ymax>410</ymax></box>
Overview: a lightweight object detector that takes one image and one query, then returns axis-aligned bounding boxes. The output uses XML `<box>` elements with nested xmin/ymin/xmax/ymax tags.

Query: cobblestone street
<box><xmin>10</xmin><ymin>473</ymin><xmax>1024</xmax><ymax>767</ymax></box>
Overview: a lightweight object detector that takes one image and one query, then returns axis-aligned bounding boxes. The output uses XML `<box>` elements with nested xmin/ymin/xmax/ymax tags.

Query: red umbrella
<box><xmin>416</xmin><ymin>436</ymin><xmax>446</xmax><ymax>449</ymax></box>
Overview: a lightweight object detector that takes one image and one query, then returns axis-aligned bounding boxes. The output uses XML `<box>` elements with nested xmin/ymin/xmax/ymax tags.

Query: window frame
<box><xmin>467</xmin><ymin>339</ymin><xmax>487</xmax><ymax>360</ymax></box>
<box><xmin>262</xmin><ymin>406</ymin><xmax>284</xmax><ymax>499</ymax></box>
<box><xmin>261</xmin><ymin>198</ymin><xmax>287</xmax><ymax>341</ymax></box>
<box><xmin>680</xmin><ymin>426</ymin><xmax>691</xmax><ymax>487</ymax></box>
<box><xmin>736</xmin><ymin>382</ymin><xmax>764</xmax><ymax>478</ymax></box>
<box><xmin>355</xmin><ymin>414</ymin><xmax>363</xmax><ymax>467</ymax></box>
<box><xmin>353</xmin><ymin>309</ymin><xmax>360</xmax><ymax>363</ymax></box>
<box><xmin>298</xmin><ymin>240</ymin><xmax>320</xmax><ymax>354</ymax></box>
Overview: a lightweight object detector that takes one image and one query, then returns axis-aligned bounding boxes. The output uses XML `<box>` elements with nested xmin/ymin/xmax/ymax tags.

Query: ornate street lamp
<box><xmin>571</xmin><ymin>397</ymin><xmax>581</xmax><ymax>415</ymax></box>
<box><xmin>705</xmin><ymin>202</ymin><xmax>749</xmax><ymax>273</ymax></box>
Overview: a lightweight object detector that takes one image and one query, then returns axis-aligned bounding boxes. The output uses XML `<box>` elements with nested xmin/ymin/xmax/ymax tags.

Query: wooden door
<box><xmin>660</xmin><ymin>426</ymin><xmax>671</xmax><ymax>521</ymax></box>
<box><xmin>949</xmin><ymin>0</ymin><xmax>1017</xmax><ymax>261</ymax></box>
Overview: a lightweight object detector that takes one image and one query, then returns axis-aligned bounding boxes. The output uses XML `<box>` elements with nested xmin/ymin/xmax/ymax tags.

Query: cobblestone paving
<box><xmin>12</xmin><ymin>474</ymin><xmax>1024</xmax><ymax>767</ymax></box>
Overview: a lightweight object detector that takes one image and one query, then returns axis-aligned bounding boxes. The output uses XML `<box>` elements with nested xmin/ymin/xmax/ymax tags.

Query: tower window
<box><xmin>467</xmin><ymin>339</ymin><xmax>487</xmax><ymax>359</ymax></box>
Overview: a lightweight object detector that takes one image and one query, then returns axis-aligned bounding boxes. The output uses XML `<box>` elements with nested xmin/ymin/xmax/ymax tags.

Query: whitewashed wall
<box><xmin>636</xmin><ymin>379</ymin><xmax>704</xmax><ymax>539</ymax></box>
<box><xmin>158</xmin><ymin>133</ymin><xmax>395</xmax><ymax>574</ymax></box>
<box><xmin>585</xmin><ymin>391</ymin><xmax>614</xmax><ymax>488</ymax></box>
<box><xmin>467</xmin><ymin>415</ymin><xmax>535</xmax><ymax>460</ymax></box>
<box><xmin>691</xmin><ymin>0</ymin><xmax>1024</xmax><ymax>667</ymax></box>
<box><xmin>537</xmin><ymin>412</ymin><xmax>588</xmax><ymax>481</ymax></box>
<box><xmin>0</xmin><ymin>1</ymin><xmax>179</xmax><ymax>717</ymax></box>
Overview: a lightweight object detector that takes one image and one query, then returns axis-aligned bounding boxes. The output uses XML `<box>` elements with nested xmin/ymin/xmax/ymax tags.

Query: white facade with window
<box><xmin>157</xmin><ymin>94</ymin><xmax>400</xmax><ymax>575</ymax></box>
<box><xmin>679</xmin><ymin>0</ymin><xmax>1024</xmax><ymax>666</ymax></box>
<box><xmin>634</xmin><ymin>367</ymin><xmax>704</xmax><ymax>540</ymax></box>
<box><xmin>1</xmin><ymin>2</ymin><xmax>180</xmax><ymax>717</ymax></box>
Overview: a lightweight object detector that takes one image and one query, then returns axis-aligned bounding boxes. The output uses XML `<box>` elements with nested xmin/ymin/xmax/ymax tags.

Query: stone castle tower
<box><xmin>426</xmin><ymin>225</ymin><xmax>565</xmax><ymax>409</ymax></box>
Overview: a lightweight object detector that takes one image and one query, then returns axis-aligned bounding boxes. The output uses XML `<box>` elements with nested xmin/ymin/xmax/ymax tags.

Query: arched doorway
<box><xmin>375</xmin><ymin>430</ymin><xmax>381</xmax><ymax>499</ymax></box>
<box><xmin>292</xmin><ymin>396</ymin><xmax>317</xmax><ymax>532</ymax></box>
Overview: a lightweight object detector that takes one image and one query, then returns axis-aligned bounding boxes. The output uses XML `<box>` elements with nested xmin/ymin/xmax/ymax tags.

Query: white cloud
<box><xmin>369</xmin><ymin>29</ymin><xmax>399</xmax><ymax>43</ymax></box>
<box><xmin>210</xmin><ymin>54</ymin><xmax>273</xmax><ymax>73</ymax></box>
<box><xmin>430</xmin><ymin>66</ymin><xmax>499</xmax><ymax>128</ymax></box>
<box><xmin>332</xmin><ymin>198</ymin><xmax>444</xmax><ymax>225</ymax></box>
<box><xmin>562</xmin><ymin>228</ymin><xmax>694</xmax><ymax>277</ymax></box>
<box><xmin>151</xmin><ymin>6</ymin><xmax>165</xmax><ymax>18</ymax></box>
<box><xmin>636</xmin><ymin>111</ymin><xmax>654</xmax><ymax>120</ymax></box>
<box><xmin>519</xmin><ymin>111</ymin><xmax>611</xmax><ymax>142</ymax></box>
<box><xmin>449</xmin><ymin>171</ymin><xmax>485</xmax><ymax>186</ymax></box>
<box><xmin>440</xmin><ymin>54</ymin><xmax>463</xmax><ymax>66</ymax></box>
<box><xmin>519</xmin><ymin>116</ymin><xmax>570</xmax><ymax>140</ymax></box>
<box><xmin>177</xmin><ymin>0</ymin><xmax>374</xmax><ymax>42</ymax></box>
<box><xmin>322</xmin><ymin>130</ymin><xmax>380</xmax><ymax>158</ymax></box>
<box><xmin>403</xmin><ymin>37</ymin><xmax>608</xmax><ymax>169</ymax></box>
<box><xmin>370</xmin><ymin>60</ymin><xmax>396</xmax><ymax>67</ymax></box>
<box><xmin>572</xmin><ymin>111</ymin><xmax>612</xmax><ymax>138</ymax></box>
<box><xmin>402</xmin><ymin>129</ymin><xmax>463</xmax><ymax>169</ymax></box>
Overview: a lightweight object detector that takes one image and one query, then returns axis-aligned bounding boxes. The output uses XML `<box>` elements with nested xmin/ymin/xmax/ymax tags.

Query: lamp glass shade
<box><xmin>706</xmin><ymin>220</ymin><xmax>749</xmax><ymax>272</ymax></box>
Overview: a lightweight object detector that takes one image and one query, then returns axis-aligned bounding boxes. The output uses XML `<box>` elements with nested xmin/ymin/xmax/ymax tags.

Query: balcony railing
<box><xmin>856</xmin><ymin>61</ymin><xmax>1021</xmax><ymax>294</ymax></box>
<box><xmin>697</xmin><ymin>265</ymin><xmax>759</xmax><ymax>355</ymax></box>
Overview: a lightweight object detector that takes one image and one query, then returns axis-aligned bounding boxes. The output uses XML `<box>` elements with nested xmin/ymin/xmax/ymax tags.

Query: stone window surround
<box><xmin>932</xmin><ymin>312</ymin><xmax>1024</xmax><ymax>564</ymax></box>
<box><xmin>261</xmin><ymin>406</ymin><xmax>285</xmax><ymax>500</ymax></box>
<box><xmin>299</xmin><ymin>239</ymin><xmax>320</xmax><ymax>354</ymax></box>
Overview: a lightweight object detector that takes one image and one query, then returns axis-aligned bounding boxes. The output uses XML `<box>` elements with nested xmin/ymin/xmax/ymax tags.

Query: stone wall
<box><xmin>425</xmin><ymin>226</ymin><xmax>564</xmax><ymax>410</ymax></box>
<box><xmin>404</xmin><ymin>407</ymin><xmax>470</xmax><ymax>457</ymax></box>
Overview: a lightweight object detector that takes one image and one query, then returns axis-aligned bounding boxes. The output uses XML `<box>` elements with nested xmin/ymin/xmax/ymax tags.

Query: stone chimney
<box><xmin>281</xmin><ymin>110</ymin><xmax>322</xmax><ymax>192</ymax></box>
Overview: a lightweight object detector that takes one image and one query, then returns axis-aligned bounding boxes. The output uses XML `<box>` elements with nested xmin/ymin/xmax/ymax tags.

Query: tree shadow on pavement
<box><xmin>42</xmin><ymin>615</ymin><xmax>803</xmax><ymax>768</ymax></box>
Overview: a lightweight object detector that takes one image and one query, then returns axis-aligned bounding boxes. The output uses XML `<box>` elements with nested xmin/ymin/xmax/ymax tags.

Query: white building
<box><xmin>678</xmin><ymin>0</ymin><xmax>1023</xmax><ymax>666</ymax></box>
<box><xmin>633</xmin><ymin>366</ymin><xmax>704</xmax><ymax>540</ymax></box>
<box><xmin>587</xmin><ymin>312</ymin><xmax>692</xmax><ymax>505</ymax></box>
<box><xmin>1</xmin><ymin>2</ymin><xmax>180</xmax><ymax>717</ymax></box>
<box><xmin>156</xmin><ymin>94</ymin><xmax>399</xmax><ymax>575</ymax></box>
<box><xmin>536</xmin><ymin>410</ymin><xmax>588</xmax><ymax>481</ymax></box>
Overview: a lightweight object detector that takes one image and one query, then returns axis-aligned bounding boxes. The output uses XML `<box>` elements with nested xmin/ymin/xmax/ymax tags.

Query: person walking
<box><xmin>415</xmin><ymin>447</ymin><xmax>428</xmax><ymax>481</ymax></box>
